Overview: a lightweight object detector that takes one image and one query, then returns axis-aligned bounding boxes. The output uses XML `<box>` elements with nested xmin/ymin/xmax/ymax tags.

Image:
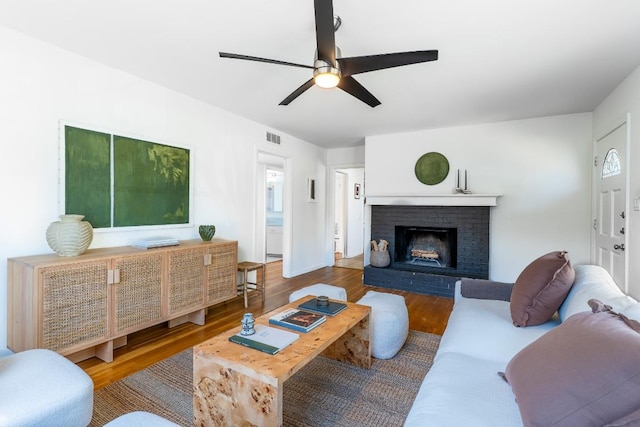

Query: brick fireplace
<box><xmin>364</xmin><ymin>204</ymin><xmax>491</xmax><ymax>298</ymax></box>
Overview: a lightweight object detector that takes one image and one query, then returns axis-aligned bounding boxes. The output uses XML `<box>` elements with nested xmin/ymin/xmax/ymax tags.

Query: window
<box><xmin>602</xmin><ymin>148</ymin><xmax>621</xmax><ymax>179</ymax></box>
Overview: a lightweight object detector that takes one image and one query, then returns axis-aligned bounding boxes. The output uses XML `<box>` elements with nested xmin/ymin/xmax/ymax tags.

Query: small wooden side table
<box><xmin>237</xmin><ymin>261</ymin><xmax>266</xmax><ymax>308</ymax></box>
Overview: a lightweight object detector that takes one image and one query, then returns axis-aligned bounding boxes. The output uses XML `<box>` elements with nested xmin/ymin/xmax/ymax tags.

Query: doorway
<box><xmin>593</xmin><ymin>116</ymin><xmax>630</xmax><ymax>292</ymax></box>
<box><xmin>333</xmin><ymin>167</ymin><xmax>365</xmax><ymax>269</ymax></box>
<box><xmin>257</xmin><ymin>152</ymin><xmax>288</xmax><ymax>274</ymax></box>
<box><xmin>334</xmin><ymin>171</ymin><xmax>347</xmax><ymax>259</ymax></box>
<box><xmin>266</xmin><ymin>168</ymin><xmax>284</xmax><ymax>262</ymax></box>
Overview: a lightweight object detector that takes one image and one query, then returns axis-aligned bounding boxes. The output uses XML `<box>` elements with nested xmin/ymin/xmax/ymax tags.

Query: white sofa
<box><xmin>404</xmin><ymin>264</ymin><xmax>640</xmax><ymax>426</ymax></box>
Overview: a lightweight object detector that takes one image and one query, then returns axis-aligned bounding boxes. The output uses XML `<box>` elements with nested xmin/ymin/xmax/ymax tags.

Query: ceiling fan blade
<box><xmin>279</xmin><ymin>78</ymin><xmax>316</xmax><ymax>105</ymax></box>
<box><xmin>314</xmin><ymin>0</ymin><xmax>336</xmax><ymax>65</ymax></box>
<box><xmin>338</xmin><ymin>50</ymin><xmax>438</xmax><ymax>76</ymax></box>
<box><xmin>338</xmin><ymin>76</ymin><xmax>381</xmax><ymax>108</ymax></box>
<box><xmin>219</xmin><ymin>52</ymin><xmax>313</xmax><ymax>69</ymax></box>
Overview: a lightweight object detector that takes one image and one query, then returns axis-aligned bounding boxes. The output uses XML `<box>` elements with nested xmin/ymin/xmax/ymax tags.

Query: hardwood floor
<box><xmin>333</xmin><ymin>253</ymin><xmax>364</xmax><ymax>269</ymax></box>
<box><xmin>79</xmin><ymin>260</ymin><xmax>454</xmax><ymax>390</ymax></box>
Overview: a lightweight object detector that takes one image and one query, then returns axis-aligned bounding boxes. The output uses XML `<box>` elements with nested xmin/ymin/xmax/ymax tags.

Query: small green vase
<box><xmin>199</xmin><ymin>225</ymin><xmax>216</xmax><ymax>241</ymax></box>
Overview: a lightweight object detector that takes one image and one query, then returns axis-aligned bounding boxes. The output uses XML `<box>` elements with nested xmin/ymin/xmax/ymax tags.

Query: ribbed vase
<box><xmin>46</xmin><ymin>214</ymin><xmax>93</xmax><ymax>256</ymax></box>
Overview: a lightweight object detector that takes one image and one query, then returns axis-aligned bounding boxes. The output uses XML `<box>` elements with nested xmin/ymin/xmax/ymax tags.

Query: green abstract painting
<box><xmin>65</xmin><ymin>126</ymin><xmax>112</xmax><ymax>228</ymax></box>
<box><xmin>63</xmin><ymin>125</ymin><xmax>190</xmax><ymax>228</ymax></box>
<box><xmin>114</xmin><ymin>136</ymin><xmax>190</xmax><ymax>227</ymax></box>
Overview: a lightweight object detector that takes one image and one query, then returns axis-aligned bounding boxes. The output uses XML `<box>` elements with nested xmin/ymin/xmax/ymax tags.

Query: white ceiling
<box><xmin>1</xmin><ymin>0</ymin><xmax>640</xmax><ymax>148</ymax></box>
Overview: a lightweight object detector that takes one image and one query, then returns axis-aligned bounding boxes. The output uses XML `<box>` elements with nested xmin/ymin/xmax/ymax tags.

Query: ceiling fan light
<box><xmin>313</xmin><ymin>59</ymin><xmax>341</xmax><ymax>88</ymax></box>
<box><xmin>314</xmin><ymin>72</ymin><xmax>340</xmax><ymax>88</ymax></box>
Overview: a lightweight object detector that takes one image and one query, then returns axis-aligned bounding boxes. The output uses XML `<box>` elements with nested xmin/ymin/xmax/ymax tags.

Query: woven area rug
<box><xmin>91</xmin><ymin>330</ymin><xmax>440</xmax><ymax>426</ymax></box>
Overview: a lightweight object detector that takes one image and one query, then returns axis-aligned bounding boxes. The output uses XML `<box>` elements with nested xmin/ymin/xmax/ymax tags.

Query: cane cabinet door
<box><xmin>40</xmin><ymin>260</ymin><xmax>110</xmax><ymax>353</ymax></box>
<box><xmin>205</xmin><ymin>242</ymin><xmax>238</xmax><ymax>305</ymax></box>
<box><xmin>167</xmin><ymin>246</ymin><xmax>206</xmax><ymax>317</ymax></box>
<box><xmin>112</xmin><ymin>253</ymin><xmax>163</xmax><ymax>335</ymax></box>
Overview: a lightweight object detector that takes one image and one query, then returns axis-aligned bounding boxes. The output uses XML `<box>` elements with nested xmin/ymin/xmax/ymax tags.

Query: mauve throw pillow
<box><xmin>510</xmin><ymin>251</ymin><xmax>575</xmax><ymax>327</ymax></box>
<box><xmin>605</xmin><ymin>408</ymin><xmax>640</xmax><ymax>427</ymax></box>
<box><xmin>503</xmin><ymin>301</ymin><xmax>640</xmax><ymax>427</ymax></box>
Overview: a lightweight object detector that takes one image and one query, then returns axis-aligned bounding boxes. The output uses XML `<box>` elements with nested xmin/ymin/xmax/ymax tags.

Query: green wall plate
<box><xmin>414</xmin><ymin>152</ymin><xmax>449</xmax><ymax>185</ymax></box>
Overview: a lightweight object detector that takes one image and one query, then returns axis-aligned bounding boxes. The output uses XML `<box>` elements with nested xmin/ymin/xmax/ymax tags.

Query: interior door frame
<box><xmin>334</xmin><ymin>171</ymin><xmax>348</xmax><ymax>257</ymax></box>
<box><xmin>256</xmin><ymin>151</ymin><xmax>292</xmax><ymax>277</ymax></box>
<box><xmin>325</xmin><ymin>163</ymin><xmax>364</xmax><ymax>266</ymax></box>
<box><xmin>592</xmin><ymin>113</ymin><xmax>631</xmax><ymax>292</ymax></box>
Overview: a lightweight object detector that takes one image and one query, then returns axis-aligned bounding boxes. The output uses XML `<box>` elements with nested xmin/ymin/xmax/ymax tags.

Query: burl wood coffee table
<box><xmin>193</xmin><ymin>296</ymin><xmax>371</xmax><ymax>426</ymax></box>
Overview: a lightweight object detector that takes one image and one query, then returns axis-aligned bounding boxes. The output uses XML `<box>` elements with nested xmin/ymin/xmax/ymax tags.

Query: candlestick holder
<box><xmin>454</xmin><ymin>187</ymin><xmax>473</xmax><ymax>194</ymax></box>
<box><xmin>454</xmin><ymin>169</ymin><xmax>472</xmax><ymax>194</ymax></box>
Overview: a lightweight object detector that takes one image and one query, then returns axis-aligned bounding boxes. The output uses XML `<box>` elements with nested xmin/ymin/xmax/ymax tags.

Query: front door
<box><xmin>594</xmin><ymin>118</ymin><xmax>629</xmax><ymax>292</ymax></box>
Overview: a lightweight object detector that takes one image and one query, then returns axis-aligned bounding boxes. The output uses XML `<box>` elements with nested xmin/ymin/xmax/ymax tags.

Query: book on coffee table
<box><xmin>297</xmin><ymin>299</ymin><xmax>348</xmax><ymax>316</ymax></box>
<box><xmin>269</xmin><ymin>308</ymin><xmax>326</xmax><ymax>333</ymax></box>
<box><xmin>228</xmin><ymin>324</ymin><xmax>299</xmax><ymax>355</ymax></box>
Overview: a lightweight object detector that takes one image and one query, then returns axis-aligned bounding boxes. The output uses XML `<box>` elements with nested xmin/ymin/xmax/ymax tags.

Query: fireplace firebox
<box><xmin>395</xmin><ymin>226</ymin><xmax>457</xmax><ymax>269</ymax></box>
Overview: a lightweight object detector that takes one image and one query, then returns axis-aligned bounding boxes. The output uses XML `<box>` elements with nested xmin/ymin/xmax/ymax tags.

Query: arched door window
<box><xmin>602</xmin><ymin>148</ymin><xmax>621</xmax><ymax>179</ymax></box>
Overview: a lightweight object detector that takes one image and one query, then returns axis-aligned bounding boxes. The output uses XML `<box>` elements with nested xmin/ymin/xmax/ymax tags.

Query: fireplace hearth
<box><xmin>364</xmin><ymin>205</ymin><xmax>490</xmax><ymax>298</ymax></box>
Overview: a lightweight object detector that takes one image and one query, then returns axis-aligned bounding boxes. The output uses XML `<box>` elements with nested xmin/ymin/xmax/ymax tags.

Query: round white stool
<box><xmin>357</xmin><ymin>290</ymin><xmax>409</xmax><ymax>359</ymax></box>
<box><xmin>288</xmin><ymin>283</ymin><xmax>347</xmax><ymax>303</ymax></box>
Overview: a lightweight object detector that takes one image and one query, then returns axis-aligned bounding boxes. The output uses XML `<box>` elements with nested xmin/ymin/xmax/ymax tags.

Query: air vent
<box><xmin>266</xmin><ymin>132</ymin><xmax>281</xmax><ymax>145</ymax></box>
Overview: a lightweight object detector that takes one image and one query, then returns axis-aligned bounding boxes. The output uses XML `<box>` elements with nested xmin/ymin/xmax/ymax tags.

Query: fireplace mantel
<box><xmin>365</xmin><ymin>194</ymin><xmax>502</xmax><ymax>207</ymax></box>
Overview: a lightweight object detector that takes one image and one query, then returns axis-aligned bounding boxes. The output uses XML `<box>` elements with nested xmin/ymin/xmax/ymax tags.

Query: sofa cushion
<box><xmin>404</xmin><ymin>352</ymin><xmax>523</xmax><ymax>427</ymax></box>
<box><xmin>558</xmin><ymin>264</ymin><xmax>635</xmax><ymax>322</ymax></box>
<box><xmin>510</xmin><ymin>250</ymin><xmax>575</xmax><ymax>327</ymax></box>
<box><xmin>503</xmin><ymin>301</ymin><xmax>640</xmax><ymax>427</ymax></box>
<box><xmin>438</xmin><ymin>284</ymin><xmax>559</xmax><ymax>363</ymax></box>
<box><xmin>460</xmin><ymin>278</ymin><xmax>514</xmax><ymax>302</ymax></box>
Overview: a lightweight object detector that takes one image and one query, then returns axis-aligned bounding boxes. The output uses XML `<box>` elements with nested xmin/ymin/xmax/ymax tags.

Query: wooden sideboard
<box><xmin>7</xmin><ymin>239</ymin><xmax>237</xmax><ymax>363</ymax></box>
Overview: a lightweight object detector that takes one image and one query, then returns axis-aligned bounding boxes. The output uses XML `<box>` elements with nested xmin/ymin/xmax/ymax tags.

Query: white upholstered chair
<box><xmin>0</xmin><ymin>348</ymin><xmax>181</xmax><ymax>427</ymax></box>
<box><xmin>0</xmin><ymin>349</ymin><xmax>94</xmax><ymax>427</ymax></box>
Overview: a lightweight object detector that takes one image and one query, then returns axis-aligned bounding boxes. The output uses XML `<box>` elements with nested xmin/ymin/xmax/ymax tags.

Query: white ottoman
<box><xmin>104</xmin><ymin>411</ymin><xmax>181</xmax><ymax>426</ymax></box>
<box><xmin>0</xmin><ymin>349</ymin><xmax>94</xmax><ymax>427</ymax></box>
<box><xmin>288</xmin><ymin>283</ymin><xmax>347</xmax><ymax>303</ymax></box>
<box><xmin>357</xmin><ymin>291</ymin><xmax>409</xmax><ymax>359</ymax></box>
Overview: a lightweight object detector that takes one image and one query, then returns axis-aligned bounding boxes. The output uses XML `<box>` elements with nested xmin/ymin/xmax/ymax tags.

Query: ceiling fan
<box><xmin>219</xmin><ymin>0</ymin><xmax>438</xmax><ymax>107</ymax></box>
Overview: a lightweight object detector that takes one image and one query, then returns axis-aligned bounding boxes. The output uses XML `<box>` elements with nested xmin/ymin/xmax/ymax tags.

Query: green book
<box><xmin>228</xmin><ymin>324</ymin><xmax>299</xmax><ymax>355</ymax></box>
<box><xmin>298</xmin><ymin>299</ymin><xmax>348</xmax><ymax>316</ymax></box>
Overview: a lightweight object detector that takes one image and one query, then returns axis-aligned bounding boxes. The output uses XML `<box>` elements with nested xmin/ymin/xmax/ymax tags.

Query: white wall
<box><xmin>0</xmin><ymin>26</ymin><xmax>327</xmax><ymax>350</ymax></box>
<box><xmin>365</xmin><ymin>113</ymin><xmax>593</xmax><ymax>282</ymax></box>
<box><xmin>593</xmin><ymin>64</ymin><xmax>640</xmax><ymax>299</ymax></box>
<box><xmin>326</xmin><ymin>146</ymin><xmax>365</xmax><ymax>166</ymax></box>
<box><xmin>288</xmin><ymin>149</ymin><xmax>327</xmax><ymax>276</ymax></box>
